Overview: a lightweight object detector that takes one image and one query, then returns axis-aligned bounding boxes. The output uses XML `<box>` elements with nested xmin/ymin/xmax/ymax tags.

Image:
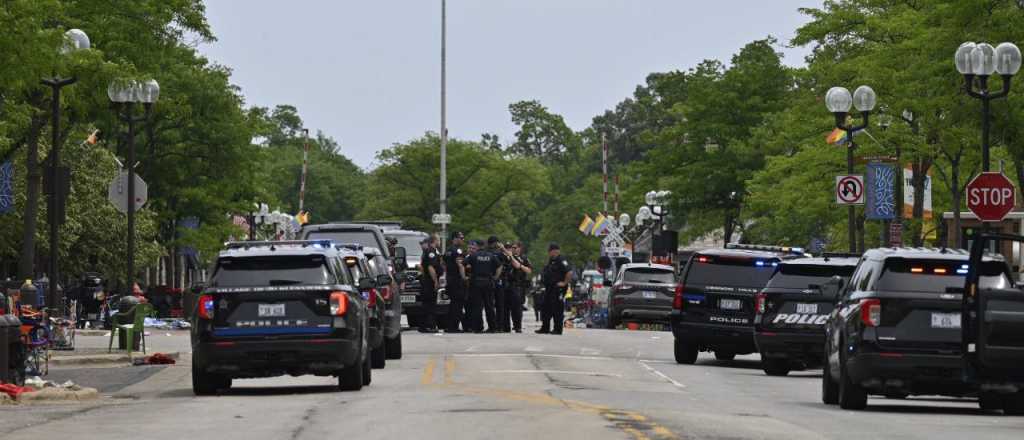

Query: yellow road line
<box><xmin>421</xmin><ymin>357</ymin><xmax>437</xmax><ymax>385</ymax></box>
<box><xmin>444</xmin><ymin>357</ymin><xmax>456</xmax><ymax>385</ymax></box>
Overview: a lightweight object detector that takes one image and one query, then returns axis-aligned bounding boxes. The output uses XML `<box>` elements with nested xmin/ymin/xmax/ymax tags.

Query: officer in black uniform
<box><xmin>504</xmin><ymin>241</ymin><xmax>532</xmax><ymax>333</ymax></box>
<box><xmin>418</xmin><ymin>236</ymin><xmax>444</xmax><ymax>333</ymax></box>
<box><xmin>487</xmin><ymin>236</ymin><xmax>509</xmax><ymax>333</ymax></box>
<box><xmin>465</xmin><ymin>239</ymin><xmax>500</xmax><ymax>333</ymax></box>
<box><xmin>444</xmin><ymin>231</ymin><xmax>467</xmax><ymax>333</ymax></box>
<box><xmin>538</xmin><ymin>243</ymin><xmax>571</xmax><ymax>335</ymax></box>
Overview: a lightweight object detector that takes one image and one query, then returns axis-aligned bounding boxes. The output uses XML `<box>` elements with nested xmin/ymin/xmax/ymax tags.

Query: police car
<box><xmin>822</xmin><ymin>247</ymin><xmax>1024</xmax><ymax>412</ymax></box>
<box><xmin>671</xmin><ymin>244</ymin><xmax>804</xmax><ymax>364</ymax></box>
<box><xmin>753</xmin><ymin>255</ymin><xmax>858</xmax><ymax>376</ymax></box>
<box><xmin>191</xmin><ymin>240</ymin><xmax>375</xmax><ymax>394</ymax></box>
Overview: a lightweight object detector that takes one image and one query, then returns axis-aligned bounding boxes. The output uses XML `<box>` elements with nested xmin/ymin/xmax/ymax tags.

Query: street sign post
<box><xmin>836</xmin><ymin>175</ymin><xmax>865</xmax><ymax>205</ymax></box>
<box><xmin>966</xmin><ymin>172</ymin><xmax>1016</xmax><ymax>222</ymax></box>
<box><xmin>431</xmin><ymin>213</ymin><xmax>452</xmax><ymax>225</ymax></box>
<box><xmin>107</xmin><ymin>171</ymin><xmax>147</xmax><ymax>214</ymax></box>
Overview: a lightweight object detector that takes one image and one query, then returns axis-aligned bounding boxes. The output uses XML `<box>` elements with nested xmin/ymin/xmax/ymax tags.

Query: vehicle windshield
<box><xmin>622</xmin><ymin>268</ymin><xmax>675</xmax><ymax>284</ymax></box>
<box><xmin>388</xmin><ymin>234</ymin><xmax>426</xmax><ymax>258</ymax></box>
<box><xmin>212</xmin><ymin>256</ymin><xmax>332</xmax><ymax>287</ymax></box>
<box><xmin>684</xmin><ymin>256</ymin><xmax>779</xmax><ymax>288</ymax></box>
<box><xmin>306</xmin><ymin>230</ymin><xmax>382</xmax><ymax>252</ymax></box>
<box><xmin>877</xmin><ymin>258</ymin><xmax>1011</xmax><ymax>293</ymax></box>
<box><xmin>768</xmin><ymin>264</ymin><xmax>856</xmax><ymax>290</ymax></box>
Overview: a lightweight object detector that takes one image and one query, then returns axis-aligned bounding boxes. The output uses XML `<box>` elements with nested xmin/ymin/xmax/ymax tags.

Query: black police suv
<box><xmin>336</xmin><ymin>245</ymin><xmax>387</xmax><ymax>369</ymax></box>
<box><xmin>822</xmin><ymin>247</ymin><xmax>1016</xmax><ymax>410</ymax></box>
<box><xmin>607</xmin><ymin>263</ymin><xmax>676</xmax><ymax>329</ymax></box>
<box><xmin>671</xmin><ymin>245</ymin><xmax>801</xmax><ymax>364</ymax></box>
<box><xmin>382</xmin><ymin>229</ymin><xmax>448</xmax><ymax>329</ymax></box>
<box><xmin>363</xmin><ymin>246</ymin><xmax>403</xmax><ymax>359</ymax></box>
<box><xmin>753</xmin><ymin>255</ymin><xmax>858</xmax><ymax>376</ymax></box>
<box><xmin>191</xmin><ymin>241</ymin><xmax>375</xmax><ymax>395</ymax></box>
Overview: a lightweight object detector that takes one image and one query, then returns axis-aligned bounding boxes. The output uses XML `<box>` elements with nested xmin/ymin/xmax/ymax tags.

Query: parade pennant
<box><xmin>578</xmin><ymin>214</ymin><xmax>595</xmax><ymax>235</ymax></box>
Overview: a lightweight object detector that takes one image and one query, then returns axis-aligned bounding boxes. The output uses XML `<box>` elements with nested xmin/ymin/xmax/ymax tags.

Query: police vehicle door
<box><xmin>963</xmin><ymin>232</ymin><xmax>1024</xmax><ymax>386</ymax></box>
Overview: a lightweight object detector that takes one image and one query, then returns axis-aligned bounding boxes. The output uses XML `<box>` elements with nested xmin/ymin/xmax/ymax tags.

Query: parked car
<box><xmin>362</xmin><ymin>245</ymin><xmax>402</xmax><ymax>360</ymax></box>
<box><xmin>336</xmin><ymin>244</ymin><xmax>387</xmax><ymax>369</ymax></box>
<box><xmin>822</xmin><ymin>247</ymin><xmax>1019</xmax><ymax>411</ymax></box>
<box><xmin>753</xmin><ymin>255</ymin><xmax>858</xmax><ymax>376</ymax></box>
<box><xmin>191</xmin><ymin>240</ymin><xmax>373</xmax><ymax>395</ymax></box>
<box><xmin>607</xmin><ymin>263</ymin><xmax>676</xmax><ymax>328</ymax></box>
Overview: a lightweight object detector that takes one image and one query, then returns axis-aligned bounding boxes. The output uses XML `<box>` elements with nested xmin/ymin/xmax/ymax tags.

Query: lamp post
<box><xmin>39</xmin><ymin>28</ymin><xmax>90</xmax><ymax>310</ymax></box>
<box><xmin>109</xmin><ymin>79</ymin><xmax>159</xmax><ymax>287</ymax></box>
<box><xmin>955</xmin><ymin>42</ymin><xmax>1021</xmax><ymax>173</ymax></box>
<box><xmin>826</xmin><ymin>85</ymin><xmax>877</xmax><ymax>253</ymax></box>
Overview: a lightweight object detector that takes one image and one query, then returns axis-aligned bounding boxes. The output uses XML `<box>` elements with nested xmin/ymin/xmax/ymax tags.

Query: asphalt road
<box><xmin>3</xmin><ymin>316</ymin><xmax>1024</xmax><ymax>440</ymax></box>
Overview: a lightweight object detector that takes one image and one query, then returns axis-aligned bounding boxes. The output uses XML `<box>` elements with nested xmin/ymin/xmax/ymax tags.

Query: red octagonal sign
<box><xmin>966</xmin><ymin>172</ymin><xmax>1017</xmax><ymax>222</ymax></box>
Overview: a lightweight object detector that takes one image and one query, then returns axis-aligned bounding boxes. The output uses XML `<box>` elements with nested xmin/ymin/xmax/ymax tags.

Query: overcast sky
<box><xmin>198</xmin><ymin>1</ymin><xmax>820</xmax><ymax>169</ymax></box>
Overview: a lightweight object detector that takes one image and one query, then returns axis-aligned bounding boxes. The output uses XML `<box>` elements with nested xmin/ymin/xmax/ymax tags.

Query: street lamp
<box><xmin>955</xmin><ymin>41</ymin><xmax>1021</xmax><ymax>172</ymax></box>
<box><xmin>40</xmin><ymin>28</ymin><xmax>90</xmax><ymax>310</ymax></box>
<box><xmin>826</xmin><ymin>85</ymin><xmax>877</xmax><ymax>253</ymax></box>
<box><xmin>109</xmin><ymin>78</ymin><xmax>159</xmax><ymax>288</ymax></box>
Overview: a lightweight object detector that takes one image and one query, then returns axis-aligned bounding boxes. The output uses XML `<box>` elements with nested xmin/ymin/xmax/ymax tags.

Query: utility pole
<box><xmin>299</xmin><ymin>128</ymin><xmax>310</xmax><ymax>212</ymax></box>
<box><xmin>439</xmin><ymin>0</ymin><xmax>448</xmax><ymax>250</ymax></box>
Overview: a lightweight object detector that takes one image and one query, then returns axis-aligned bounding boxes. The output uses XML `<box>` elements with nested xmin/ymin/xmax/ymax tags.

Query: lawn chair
<box><xmin>107</xmin><ymin>303</ymin><xmax>152</xmax><ymax>362</ymax></box>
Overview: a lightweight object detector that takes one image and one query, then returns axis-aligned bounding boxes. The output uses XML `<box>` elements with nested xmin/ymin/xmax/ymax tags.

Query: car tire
<box><xmin>338</xmin><ymin>357</ymin><xmax>365</xmax><ymax>391</ymax></box>
<box><xmin>362</xmin><ymin>350</ymin><xmax>372</xmax><ymax>386</ymax></box>
<box><xmin>763</xmin><ymin>358</ymin><xmax>790</xmax><ymax>376</ymax></box>
<box><xmin>674</xmin><ymin>338</ymin><xmax>698</xmax><ymax>365</ymax></box>
<box><xmin>192</xmin><ymin>364</ymin><xmax>223</xmax><ymax>396</ymax></box>
<box><xmin>371</xmin><ymin>342</ymin><xmax>386</xmax><ymax>369</ymax></box>
<box><xmin>714</xmin><ymin>351</ymin><xmax>736</xmax><ymax>361</ymax></box>
<box><xmin>822</xmin><ymin>366</ymin><xmax>839</xmax><ymax>405</ymax></box>
<box><xmin>838</xmin><ymin>351</ymin><xmax>868</xmax><ymax>410</ymax></box>
<box><xmin>385</xmin><ymin>333</ymin><xmax>403</xmax><ymax>359</ymax></box>
<box><xmin>979</xmin><ymin>392</ymin><xmax>1003</xmax><ymax>411</ymax></box>
<box><xmin>1003</xmin><ymin>392</ymin><xmax>1024</xmax><ymax>416</ymax></box>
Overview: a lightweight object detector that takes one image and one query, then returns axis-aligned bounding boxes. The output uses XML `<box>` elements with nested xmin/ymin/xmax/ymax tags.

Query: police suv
<box><xmin>753</xmin><ymin>255</ymin><xmax>858</xmax><ymax>376</ymax></box>
<box><xmin>191</xmin><ymin>240</ymin><xmax>375</xmax><ymax>395</ymax></box>
<box><xmin>822</xmin><ymin>247</ymin><xmax>1024</xmax><ymax>412</ymax></box>
<box><xmin>671</xmin><ymin>244</ymin><xmax>803</xmax><ymax>364</ymax></box>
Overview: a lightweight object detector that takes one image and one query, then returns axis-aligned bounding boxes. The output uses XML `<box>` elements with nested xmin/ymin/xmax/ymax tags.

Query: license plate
<box><xmin>400</xmin><ymin>295</ymin><xmax>417</xmax><ymax>304</ymax></box>
<box><xmin>719</xmin><ymin>299</ymin><xmax>742</xmax><ymax>310</ymax></box>
<box><xmin>796</xmin><ymin>303</ymin><xmax>818</xmax><ymax>314</ymax></box>
<box><xmin>931</xmin><ymin>312</ymin><xmax>961</xmax><ymax>329</ymax></box>
<box><xmin>258</xmin><ymin>303</ymin><xmax>285</xmax><ymax>317</ymax></box>
<box><xmin>642</xmin><ymin>291</ymin><xmax>657</xmax><ymax>299</ymax></box>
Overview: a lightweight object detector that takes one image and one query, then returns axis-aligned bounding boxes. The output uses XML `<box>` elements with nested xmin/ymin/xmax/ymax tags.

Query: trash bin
<box><xmin>0</xmin><ymin>314</ymin><xmax>22</xmax><ymax>384</ymax></box>
<box><xmin>115</xmin><ymin>297</ymin><xmax>142</xmax><ymax>351</ymax></box>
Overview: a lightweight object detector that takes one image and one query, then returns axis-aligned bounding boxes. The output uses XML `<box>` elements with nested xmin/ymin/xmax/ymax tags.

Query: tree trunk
<box><xmin>911</xmin><ymin>158</ymin><xmax>932</xmax><ymax>246</ymax></box>
<box><xmin>18</xmin><ymin>116</ymin><xmax>47</xmax><ymax>279</ymax></box>
<box><xmin>723</xmin><ymin>215</ymin><xmax>735</xmax><ymax>244</ymax></box>
<box><xmin>951</xmin><ymin>159</ymin><xmax>961</xmax><ymax>249</ymax></box>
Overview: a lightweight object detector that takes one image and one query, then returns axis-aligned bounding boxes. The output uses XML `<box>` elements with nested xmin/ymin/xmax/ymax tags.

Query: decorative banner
<box><xmin>866</xmin><ymin>163</ymin><xmax>896</xmax><ymax>220</ymax></box>
<box><xmin>903</xmin><ymin>165</ymin><xmax>933</xmax><ymax>220</ymax></box>
<box><xmin>0</xmin><ymin>161</ymin><xmax>13</xmax><ymax>214</ymax></box>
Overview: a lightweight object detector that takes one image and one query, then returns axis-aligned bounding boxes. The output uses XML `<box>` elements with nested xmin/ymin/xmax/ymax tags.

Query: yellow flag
<box><xmin>564</xmin><ymin>284</ymin><xmax>573</xmax><ymax>300</ymax></box>
<box><xmin>592</xmin><ymin>213</ymin><xmax>608</xmax><ymax>236</ymax></box>
<box><xmin>578</xmin><ymin>214</ymin><xmax>595</xmax><ymax>235</ymax></box>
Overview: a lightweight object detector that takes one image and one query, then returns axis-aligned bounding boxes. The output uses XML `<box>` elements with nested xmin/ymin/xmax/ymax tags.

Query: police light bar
<box><xmin>334</xmin><ymin>243</ymin><xmax>365</xmax><ymax>251</ymax></box>
<box><xmin>725</xmin><ymin>243</ymin><xmax>806</xmax><ymax>255</ymax></box>
<box><xmin>225</xmin><ymin>240</ymin><xmax>334</xmax><ymax>250</ymax></box>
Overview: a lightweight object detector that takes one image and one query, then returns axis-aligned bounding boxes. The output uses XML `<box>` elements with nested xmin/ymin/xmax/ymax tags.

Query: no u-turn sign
<box><xmin>836</xmin><ymin>175</ymin><xmax>865</xmax><ymax>205</ymax></box>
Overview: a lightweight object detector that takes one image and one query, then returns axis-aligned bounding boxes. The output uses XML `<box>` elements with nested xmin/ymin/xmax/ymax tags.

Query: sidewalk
<box><xmin>50</xmin><ymin>329</ymin><xmax>191</xmax><ymax>367</ymax></box>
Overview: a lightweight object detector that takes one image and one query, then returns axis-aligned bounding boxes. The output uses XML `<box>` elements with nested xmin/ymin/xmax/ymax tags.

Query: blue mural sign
<box><xmin>866</xmin><ymin>163</ymin><xmax>896</xmax><ymax>220</ymax></box>
<box><xmin>0</xmin><ymin>161</ymin><xmax>14</xmax><ymax>214</ymax></box>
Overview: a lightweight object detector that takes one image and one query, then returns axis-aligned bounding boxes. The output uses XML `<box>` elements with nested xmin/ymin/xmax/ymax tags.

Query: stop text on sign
<box><xmin>968</xmin><ymin>187</ymin><xmax>1014</xmax><ymax>206</ymax></box>
<box><xmin>965</xmin><ymin>172</ymin><xmax>1017</xmax><ymax>222</ymax></box>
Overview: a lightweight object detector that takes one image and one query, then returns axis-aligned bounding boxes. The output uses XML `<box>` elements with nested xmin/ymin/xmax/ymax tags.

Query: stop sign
<box><xmin>966</xmin><ymin>172</ymin><xmax>1017</xmax><ymax>222</ymax></box>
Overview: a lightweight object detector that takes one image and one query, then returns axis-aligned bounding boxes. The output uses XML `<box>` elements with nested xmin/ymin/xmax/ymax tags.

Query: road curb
<box><xmin>50</xmin><ymin>351</ymin><xmax>181</xmax><ymax>367</ymax></box>
<box><xmin>16</xmin><ymin>387</ymin><xmax>100</xmax><ymax>404</ymax></box>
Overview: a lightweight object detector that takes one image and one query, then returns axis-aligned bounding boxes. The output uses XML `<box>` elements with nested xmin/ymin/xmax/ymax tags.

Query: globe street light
<box><xmin>39</xmin><ymin>28</ymin><xmax>90</xmax><ymax>310</ymax></box>
<box><xmin>109</xmin><ymin>78</ymin><xmax>159</xmax><ymax>288</ymax></box>
<box><xmin>956</xmin><ymin>41</ymin><xmax>1021</xmax><ymax>172</ymax></box>
<box><xmin>826</xmin><ymin>84</ymin><xmax>877</xmax><ymax>253</ymax></box>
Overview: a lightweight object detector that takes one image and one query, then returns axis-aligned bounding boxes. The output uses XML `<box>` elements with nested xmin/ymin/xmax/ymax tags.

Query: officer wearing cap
<box><xmin>538</xmin><ymin>243</ymin><xmax>572</xmax><ymax>335</ymax></box>
<box><xmin>502</xmin><ymin>241</ymin><xmax>532</xmax><ymax>333</ymax></box>
<box><xmin>465</xmin><ymin>238</ymin><xmax>500</xmax><ymax>333</ymax></box>
<box><xmin>418</xmin><ymin>236</ymin><xmax>443</xmax><ymax>333</ymax></box>
<box><xmin>444</xmin><ymin>231</ymin><xmax>468</xmax><ymax>333</ymax></box>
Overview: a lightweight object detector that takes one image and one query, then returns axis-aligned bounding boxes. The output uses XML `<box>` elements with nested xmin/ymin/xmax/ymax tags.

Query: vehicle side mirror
<box><xmin>821</xmin><ymin>276</ymin><xmax>844</xmax><ymax>299</ymax></box>
<box><xmin>395</xmin><ymin>246</ymin><xmax>407</xmax><ymax>259</ymax></box>
<box><xmin>358</xmin><ymin>277</ymin><xmax>374</xmax><ymax>291</ymax></box>
<box><xmin>376</xmin><ymin>274</ymin><xmax>392</xmax><ymax>287</ymax></box>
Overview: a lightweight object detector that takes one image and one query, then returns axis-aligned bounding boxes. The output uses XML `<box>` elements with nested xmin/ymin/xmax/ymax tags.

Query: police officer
<box><xmin>465</xmin><ymin>239</ymin><xmax>500</xmax><ymax>333</ymax></box>
<box><xmin>503</xmin><ymin>241</ymin><xmax>532</xmax><ymax>333</ymax></box>
<box><xmin>444</xmin><ymin>231</ymin><xmax>468</xmax><ymax>333</ymax></box>
<box><xmin>487</xmin><ymin>236</ymin><xmax>509</xmax><ymax>333</ymax></box>
<box><xmin>537</xmin><ymin>243</ymin><xmax>571</xmax><ymax>335</ymax></box>
<box><xmin>418</xmin><ymin>236</ymin><xmax>444</xmax><ymax>333</ymax></box>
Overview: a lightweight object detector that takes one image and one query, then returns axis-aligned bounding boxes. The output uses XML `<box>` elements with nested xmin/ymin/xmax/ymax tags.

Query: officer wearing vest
<box><xmin>487</xmin><ymin>236</ymin><xmax>509</xmax><ymax>333</ymax></box>
<box><xmin>444</xmin><ymin>231</ymin><xmax>467</xmax><ymax>333</ymax></box>
<box><xmin>465</xmin><ymin>239</ymin><xmax>500</xmax><ymax>333</ymax></box>
<box><xmin>504</xmin><ymin>241</ymin><xmax>532</xmax><ymax>333</ymax></box>
<box><xmin>538</xmin><ymin>243</ymin><xmax>571</xmax><ymax>335</ymax></box>
<box><xmin>418</xmin><ymin>236</ymin><xmax>444</xmax><ymax>333</ymax></box>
